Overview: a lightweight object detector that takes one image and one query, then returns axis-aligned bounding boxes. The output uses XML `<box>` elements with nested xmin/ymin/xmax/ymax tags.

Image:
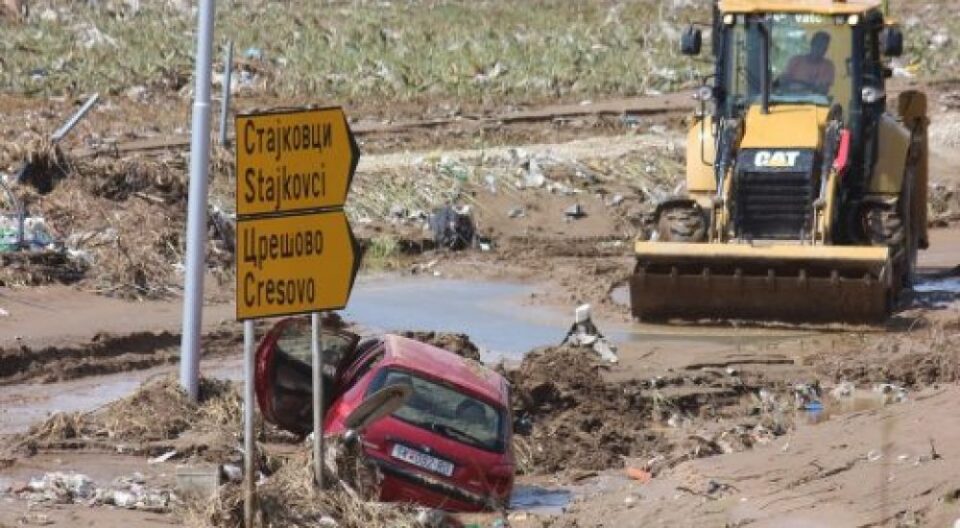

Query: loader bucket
<box><xmin>629</xmin><ymin>242</ymin><xmax>894</xmax><ymax>323</ymax></box>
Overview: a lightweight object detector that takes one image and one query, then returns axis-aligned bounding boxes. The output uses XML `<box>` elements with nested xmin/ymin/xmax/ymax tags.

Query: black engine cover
<box><xmin>734</xmin><ymin>149</ymin><xmax>818</xmax><ymax>240</ymax></box>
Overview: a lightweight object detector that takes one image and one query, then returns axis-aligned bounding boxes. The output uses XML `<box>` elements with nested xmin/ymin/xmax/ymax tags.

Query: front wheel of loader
<box><xmin>657</xmin><ymin>205</ymin><xmax>707</xmax><ymax>242</ymax></box>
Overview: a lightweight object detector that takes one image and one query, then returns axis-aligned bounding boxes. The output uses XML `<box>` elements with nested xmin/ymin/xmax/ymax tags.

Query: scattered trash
<box><xmin>507</xmin><ymin>207</ymin><xmax>526</xmax><ymax>219</ymax></box>
<box><xmin>607</xmin><ymin>193</ymin><xmax>625</xmax><ymax>207</ymax></box>
<box><xmin>521</xmin><ymin>157</ymin><xmax>547</xmax><ymax>189</ymax></box>
<box><xmin>867</xmin><ymin>450</ymin><xmax>883</xmax><ymax>462</ymax></box>
<box><xmin>147</xmin><ymin>449</ymin><xmax>177</xmax><ymax>464</ymax></box>
<box><xmin>11</xmin><ymin>471</ymin><xmax>173</xmax><ymax>511</ymax></box>
<box><xmin>829</xmin><ymin>381</ymin><xmax>855</xmax><ymax>400</ymax></box>
<box><xmin>873</xmin><ymin>383</ymin><xmax>908</xmax><ymax>404</ymax></box>
<box><xmin>221</xmin><ymin>463</ymin><xmax>242</xmax><ymax>483</ymax></box>
<box><xmin>562</xmin><ymin>304</ymin><xmax>618</xmax><ymax>363</ymax></box>
<box><xmin>244</xmin><ymin>47</ymin><xmax>264</xmax><ymax>60</ymax></box>
<box><xmin>175</xmin><ymin>464</ymin><xmax>221</xmax><ymax>501</ymax></box>
<box><xmin>564</xmin><ymin>203</ymin><xmax>586</xmax><ymax>219</ymax></box>
<box><xmin>429</xmin><ymin>205</ymin><xmax>475</xmax><ymax>250</ymax></box>
<box><xmin>0</xmin><ymin>307</ymin><xmax>8</xmax><ymax>317</ymax></box>
<box><xmin>793</xmin><ymin>382</ymin><xmax>822</xmax><ymax>410</ymax></box>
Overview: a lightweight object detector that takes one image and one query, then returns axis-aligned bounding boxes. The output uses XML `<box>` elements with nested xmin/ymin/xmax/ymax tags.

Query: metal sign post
<box><xmin>219</xmin><ymin>41</ymin><xmax>233</xmax><ymax>146</ymax></box>
<box><xmin>311</xmin><ymin>312</ymin><xmax>325</xmax><ymax>489</ymax></box>
<box><xmin>180</xmin><ymin>0</ymin><xmax>217</xmax><ymax>402</ymax></box>
<box><xmin>242</xmin><ymin>320</ymin><xmax>255</xmax><ymax>528</ymax></box>
<box><xmin>234</xmin><ymin>106</ymin><xmax>360</xmax><ymax>502</ymax></box>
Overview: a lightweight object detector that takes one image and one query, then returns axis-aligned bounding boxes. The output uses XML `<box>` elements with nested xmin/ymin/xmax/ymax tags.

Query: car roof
<box><xmin>380</xmin><ymin>334</ymin><xmax>509</xmax><ymax>408</ymax></box>
<box><xmin>719</xmin><ymin>0</ymin><xmax>881</xmax><ymax>15</ymax></box>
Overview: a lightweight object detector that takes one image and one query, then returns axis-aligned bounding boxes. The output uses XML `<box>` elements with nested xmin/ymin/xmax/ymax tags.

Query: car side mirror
<box><xmin>681</xmin><ymin>26</ymin><xmax>702</xmax><ymax>56</ymax></box>
<box><xmin>343</xmin><ymin>383</ymin><xmax>412</xmax><ymax>432</ymax></box>
<box><xmin>881</xmin><ymin>27</ymin><xmax>903</xmax><ymax>57</ymax></box>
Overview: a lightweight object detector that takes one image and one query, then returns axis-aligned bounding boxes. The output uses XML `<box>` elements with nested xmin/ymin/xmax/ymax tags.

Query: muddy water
<box><xmin>509</xmin><ymin>485</ymin><xmax>573</xmax><ymax>515</ymax></box>
<box><xmin>351</xmin><ymin>277</ymin><xmax>806</xmax><ymax>362</ymax></box>
<box><xmin>1</xmin><ymin>276</ymin><xmax>805</xmax><ymax>435</ymax></box>
<box><xmin>344</xmin><ymin>277</ymin><xmax>568</xmax><ymax>363</ymax></box>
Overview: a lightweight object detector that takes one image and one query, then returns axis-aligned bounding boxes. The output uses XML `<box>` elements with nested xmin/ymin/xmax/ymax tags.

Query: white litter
<box><xmin>148</xmin><ymin>450</ymin><xmax>177</xmax><ymax>464</ymax></box>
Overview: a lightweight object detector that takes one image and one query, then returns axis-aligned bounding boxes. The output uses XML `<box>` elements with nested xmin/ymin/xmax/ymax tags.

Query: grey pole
<box><xmin>312</xmin><ymin>312</ymin><xmax>325</xmax><ymax>489</ymax></box>
<box><xmin>179</xmin><ymin>0</ymin><xmax>217</xmax><ymax>402</ymax></box>
<box><xmin>51</xmin><ymin>93</ymin><xmax>100</xmax><ymax>144</ymax></box>
<box><xmin>243</xmin><ymin>320</ymin><xmax>256</xmax><ymax>528</ymax></box>
<box><xmin>218</xmin><ymin>41</ymin><xmax>233</xmax><ymax>145</ymax></box>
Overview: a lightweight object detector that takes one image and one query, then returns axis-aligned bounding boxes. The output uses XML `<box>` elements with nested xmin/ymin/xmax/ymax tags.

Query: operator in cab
<box><xmin>779</xmin><ymin>31</ymin><xmax>835</xmax><ymax>95</ymax></box>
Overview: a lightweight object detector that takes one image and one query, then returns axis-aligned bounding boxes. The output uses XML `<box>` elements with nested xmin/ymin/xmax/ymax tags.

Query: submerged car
<box><xmin>254</xmin><ymin>318</ymin><xmax>515</xmax><ymax>512</ymax></box>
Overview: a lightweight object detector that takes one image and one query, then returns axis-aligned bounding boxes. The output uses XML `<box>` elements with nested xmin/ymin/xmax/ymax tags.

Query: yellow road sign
<box><xmin>235</xmin><ymin>107</ymin><xmax>359</xmax><ymax>216</ymax></box>
<box><xmin>236</xmin><ymin>211</ymin><xmax>359</xmax><ymax>320</ymax></box>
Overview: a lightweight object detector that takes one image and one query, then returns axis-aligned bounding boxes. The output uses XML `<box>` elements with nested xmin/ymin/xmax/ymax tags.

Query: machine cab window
<box><xmin>724</xmin><ymin>13</ymin><xmax>855</xmax><ymax>117</ymax></box>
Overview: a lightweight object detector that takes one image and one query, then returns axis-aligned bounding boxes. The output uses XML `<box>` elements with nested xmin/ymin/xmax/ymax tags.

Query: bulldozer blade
<box><xmin>629</xmin><ymin>242</ymin><xmax>894</xmax><ymax>323</ymax></box>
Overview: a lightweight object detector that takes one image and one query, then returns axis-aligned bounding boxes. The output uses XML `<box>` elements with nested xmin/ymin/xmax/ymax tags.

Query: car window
<box><xmin>368</xmin><ymin>368</ymin><xmax>506</xmax><ymax>453</ymax></box>
<box><xmin>342</xmin><ymin>348</ymin><xmax>385</xmax><ymax>389</ymax></box>
<box><xmin>275</xmin><ymin>318</ymin><xmax>359</xmax><ymax>377</ymax></box>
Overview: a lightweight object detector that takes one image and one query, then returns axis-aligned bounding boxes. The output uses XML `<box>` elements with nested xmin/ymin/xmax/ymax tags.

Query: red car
<box><xmin>255</xmin><ymin>318</ymin><xmax>515</xmax><ymax>512</ymax></box>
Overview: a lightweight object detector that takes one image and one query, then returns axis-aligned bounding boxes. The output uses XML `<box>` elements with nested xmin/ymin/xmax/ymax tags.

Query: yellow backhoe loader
<box><xmin>630</xmin><ymin>0</ymin><xmax>928</xmax><ymax>323</ymax></box>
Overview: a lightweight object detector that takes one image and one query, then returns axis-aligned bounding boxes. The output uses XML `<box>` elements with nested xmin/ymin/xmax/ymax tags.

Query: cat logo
<box><xmin>754</xmin><ymin>150</ymin><xmax>801</xmax><ymax>168</ymax></box>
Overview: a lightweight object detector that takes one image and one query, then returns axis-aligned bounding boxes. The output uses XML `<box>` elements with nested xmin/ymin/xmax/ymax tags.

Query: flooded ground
<box><xmin>0</xmin><ymin>276</ymin><xmax>831</xmax><ymax>435</ymax></box>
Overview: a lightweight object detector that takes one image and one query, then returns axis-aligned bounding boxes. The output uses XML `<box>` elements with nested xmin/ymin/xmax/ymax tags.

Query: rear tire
<box><xmin>657</xmin><ymin>206</ymin><xmax>707</xmax><ymax>242</ymax></box>
<box><xmin>863</xmin><ymin>207</ymin><xmax>904</xmax><ymax>248</ymax></box>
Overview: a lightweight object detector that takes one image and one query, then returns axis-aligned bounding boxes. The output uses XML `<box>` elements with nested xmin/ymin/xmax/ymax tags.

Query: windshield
<box><xmin>368</xmin><ymin>368</ymin><xmax>507</xmax><ymax>453</ymax></box>
<box><xmin>725</xmin><ymin>13</ymin><xmax>853</xmax><ymax>114</ymax></box>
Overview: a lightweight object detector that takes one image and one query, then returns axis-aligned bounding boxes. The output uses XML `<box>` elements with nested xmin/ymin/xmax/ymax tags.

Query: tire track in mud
<box><xmin>0</xmin><ymin>329</ymin><xmax>242</xmax><ymax>385</ymax></box>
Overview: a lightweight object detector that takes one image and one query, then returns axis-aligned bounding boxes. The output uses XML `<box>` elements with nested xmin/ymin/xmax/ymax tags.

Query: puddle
<box><xmin>913</xmin><ymin>277</ymin><xmax>960</xmax><ymax>294</ymax></box>
<box><xmin>344</xmin><ymin>277</ymin><xmax>569</xmax><ymax>363</ymax></box>
<box><xmin>509</xmin><ymin>485</ymin><xmax>572</xmax><ymax>515</ymax></box>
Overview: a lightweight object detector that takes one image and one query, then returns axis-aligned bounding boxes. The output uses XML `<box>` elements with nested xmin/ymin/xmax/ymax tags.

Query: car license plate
<box><xmin>391</xmin><ymin>444</ymin><xmax>454</xmax><ymax>477</ymax></box>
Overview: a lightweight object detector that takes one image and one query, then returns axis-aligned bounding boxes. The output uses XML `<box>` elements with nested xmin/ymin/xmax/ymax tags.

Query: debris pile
<box><xmin>928</xmin><ymin>182</ymin><xmax>960</xmax><ymax>226</ymax></box>
<box><xmin>10</xmin><ymin>376</ymin><xmax>243</xmax><ymax>459</ymax></box>
<box><xmin>184</xmin><ymin>446</ymin><xmax>424</xmax><ymax>528</ymax></box>
<box><xmin>819</xmin><ymin>322</ymin><xmax>960</xmax><ymax>388</ymax></box>
<box><xmin>1</xmin><ymin>143</ymin><xmax>234</xmax><ymax>298</ymax></box>
<box><xmin>505</xmin><ymin>346</ymin><xmax>659</xmax><ymax>474</ymax></box>
<box><xmin>397</xmin><ymin>331</ymin><xmax>481</xmax><ymax>362</ymax></box>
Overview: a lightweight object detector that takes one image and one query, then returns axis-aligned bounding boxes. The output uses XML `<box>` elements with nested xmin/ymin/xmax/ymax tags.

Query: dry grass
<box><xmin>13</xmin><ymin>375</ymin><xmax>242</xmax><ymax>452</ymax></box>
<box><xmin>181</xmin><ymin>447</ymin><xmax>423</xmax><ymax>528</ymax></box>
<box><xmin>1</xmin><ymin>0</ymin><xmax>705</xmax><ymax>104</ymax></box>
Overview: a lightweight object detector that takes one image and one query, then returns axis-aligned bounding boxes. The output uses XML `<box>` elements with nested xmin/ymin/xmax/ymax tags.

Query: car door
<box><xmin>254</xmin><ymin>317</ymin><xmax>360</xmax><ymax>435</ymax></box>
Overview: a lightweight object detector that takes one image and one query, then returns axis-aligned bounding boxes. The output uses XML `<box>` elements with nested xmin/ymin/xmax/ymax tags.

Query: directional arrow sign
<box><xmin>235</xmin><ymin>107</ymin><xmax>359</xmax><ymax>216</ymax></box>
<box><xmin>236</xmin><ymin>211</ymin><xmax>360</xmax><ymax>320</ymax></box>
